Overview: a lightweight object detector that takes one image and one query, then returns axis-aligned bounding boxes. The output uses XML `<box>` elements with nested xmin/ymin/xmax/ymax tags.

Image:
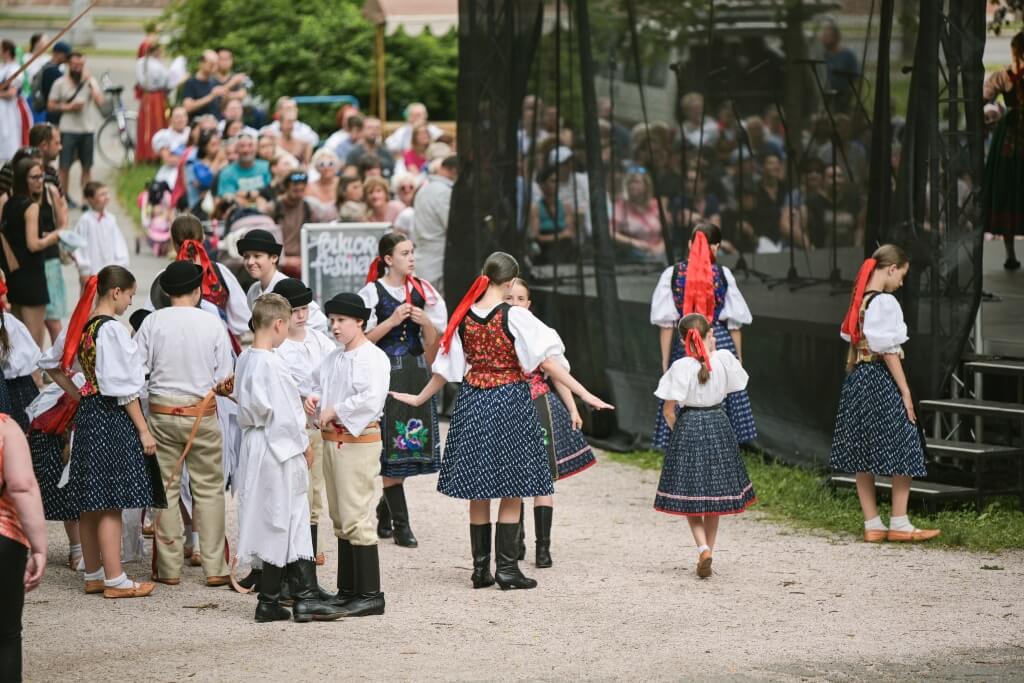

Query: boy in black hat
<box><xmin>272</xmin><ymin>278</ymin><xmax>337</xmax><ymax>567</ymax></box>
<box><xmin>305</xmin><ymin>293</ymin><xmax>391</xmax><ymax>617</ymax></box>
<box><xmin>235</xmin><ymin>293</ymin><xmax>343</xmax><ymax>623</ymax></box>
<box><xmin>134</xmin><ymin>261</ymin><xmax>234</xmax><ymax>587</ymax></box>
<box><xmin>239</xmin><ymin>228</ymin><xmax>330</xmax><ymax>334</ymax></box>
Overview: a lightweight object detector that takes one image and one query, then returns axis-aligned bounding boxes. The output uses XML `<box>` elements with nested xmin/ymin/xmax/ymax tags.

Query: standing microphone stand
<box><xmin>719</xmin><ymin>67</ymin><xmax>771</xmax><ymax>284</ymax></box>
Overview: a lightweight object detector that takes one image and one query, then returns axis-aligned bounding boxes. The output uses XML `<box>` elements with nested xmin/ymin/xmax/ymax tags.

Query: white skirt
<box><xmin>236</xmin><ymin>432</ymin><xmax>313</xmax><ymax>568</ymax></box>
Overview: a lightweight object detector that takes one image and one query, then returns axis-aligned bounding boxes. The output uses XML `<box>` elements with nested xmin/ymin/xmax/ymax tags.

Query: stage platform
<box><xmin>980</xmin><ymin>238</ymin><xmax>1024</xmax><ymax>358</ymax></box>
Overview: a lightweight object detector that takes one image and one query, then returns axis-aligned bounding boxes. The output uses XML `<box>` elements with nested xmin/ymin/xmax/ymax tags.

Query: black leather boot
<box><xmin>383</xmin><ymin>484</ymin><xmax>418</xmax><ymax>548</ymax></box>
<box><xmin>516</xmin><ymin>501</ymin><xmax>526</xmax><ymax>561</ymax></box>
<box><xmin>470</xmin><ymin>523</ymin><xmax>495</xmax><ymax>589</ymax></box>
<box><xmin>291</xmin><ymin>559</ymin><xmax>344</xmax><ymax>622</ymax></box>
<box><xmin>495</xmin><ymin>523</ymin><xmax>537</xmax><ymax>590</ymax></box>
<box><xmin>335</xmin><ymin>545</ymin><xmax>385</xmax><ymax>617</ymax></box>
<box><xmin>376</xmin><ymin>497</ymin><xmax>393</xmax><ymax>539</ymax></box>
<box><xmin>534</xmin><ymin>506</ymin><xmax>553</xmax><ymax>568</ymax></box>
<box><xmin>254</xmin><ymin>563</ymin><xmax>290</xmax><ymax>622</ymax></box>
<box><xmin>330</xmin><ymin>538</ymin><xmax>356</xmax><ymax>607</ymax></box>
<box><xmin>237</xmin><ymin>568</ymin><xmax>262</xmax><ymax>592</ymax></box>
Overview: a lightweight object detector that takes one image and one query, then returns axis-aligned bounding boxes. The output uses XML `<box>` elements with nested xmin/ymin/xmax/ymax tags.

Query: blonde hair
<box><xmin>251</xmin><ymin>293</ymin><xmax>292</xmax><ymax>330</ymax></box>
<box><xmin>678</xmin><ymin>313</ymin><xmax>712</xmax><ymax>384</ymax></box>
<box><xmin>311</xmin><ymin>147</ymin><xmax>340</xmax><ymax>169</ymax></box>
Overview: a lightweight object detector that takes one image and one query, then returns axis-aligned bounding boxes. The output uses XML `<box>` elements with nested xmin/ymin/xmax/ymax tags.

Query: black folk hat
<box><xmin>273</xmin><ymin>277</ymin><xmax>314</xmax><ymax>308</ymax></box>
<box><xmin>159</xmin><ymin>261</ymin><xmax>203</xmax><ymax>296</ymax></box>
<box><xmin>324</xmin><ymin>292</ymin><xmax>370</xmax><ymax>321</ymax></box>
<box><xmin>237</xmin><ymin>228</ymin><xmax>282</xmax><ymax>256</ymax></box>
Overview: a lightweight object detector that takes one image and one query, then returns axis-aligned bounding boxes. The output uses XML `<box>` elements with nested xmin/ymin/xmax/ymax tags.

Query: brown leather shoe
<box><xmin>103</xmin><ymin>580</ymin><xmax>156</xmax><ymax>599</ymax></box>
<box><xmin>153</xmin><ymin>576</ymin><xmax>181</xmax><ymax>586</ymax></box>
<box><xmin>887</xmin><ymin>528</ymin><xmax>941</xmax><ymax>542</ymax></box>
<box><xmin>142</xmin><ymin>523</ymin><xmax>155</xmax><ymax>537</ymax></box>
<box><xmin>863</xmin><ymin>529</ymin><xmax>888</xmax><ymax>543</ymax></box>
<box><xmin>84</xmin><ymin>579</ymin><xmax>105</xmax><ymax>595</ymax></box>
<box><xmin>189</xmin><ymin>551</ymin><xmax>203</xmax><ymax>567</ymax></box>
<box><xmin>696</xmin><ymin>550</ymin><xmax>713</xmax><ymax>579</ymax></box>
<box><xmin>206</xmin><ymin>575</ymin><xmax>231</xmax><ymax>587</ymax></box>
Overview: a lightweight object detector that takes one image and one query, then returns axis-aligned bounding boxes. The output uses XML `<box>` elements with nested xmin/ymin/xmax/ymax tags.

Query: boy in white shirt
<box><xmin>235</xmin><ymin>293</ymin><xmax>342</xmax><ymax>623</ymax></box>
<box><xmin>272</xmin><ymin>277</ymin><xmax>336</xmax><ymax>567</ymax></box>
<box><xmin>135</xmin><ymin>261</ymin><xmax>233</xmax><ymax>587</ymax></box>
<box><xmin>240</xmin><ymin>228</ymin><xmax>330</xmax><ymax>334</ymax></box>
<box><xmin>306</xmin><ymin>293</ymin><xmax>390</xmax><ymax>617</ymax></box>
<box><xmin>73</xmin><ymin>181</ymin><xmax>130</xmax><ymax>285</ymax></box>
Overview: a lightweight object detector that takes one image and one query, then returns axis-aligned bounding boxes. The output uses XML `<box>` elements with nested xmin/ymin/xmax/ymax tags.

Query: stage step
<box><xmin>919</xmin><ymin>398</ymin><xmax>1024</xmax><ymax>420</ymax></box>
<box><xmin>828</xmin><ymin>474</ymin><xmax>977</xmax><ymax>511</ymax></box>
<box><xmin>926</xmin><ymin>438</ymin><xmax>1024</xmax><ymax>460</ymax></box>
<box><xmin>964</xmin><ymin>359</ymin><xmax>1024</xmax><ymax>377</ymax></box>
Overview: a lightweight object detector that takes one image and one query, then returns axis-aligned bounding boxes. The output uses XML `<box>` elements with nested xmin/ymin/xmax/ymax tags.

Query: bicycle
<box><xmin>96</xmin><ymin>72</ymin><xmax>138</xmax><ymax>169</ymax></box>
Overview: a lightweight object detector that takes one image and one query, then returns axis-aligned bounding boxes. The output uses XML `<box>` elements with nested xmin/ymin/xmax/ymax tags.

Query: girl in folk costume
<box><xmin>358</xmin><ymin>232</ymin><xmax>448</xmax><ymax>548</ymax></box>
<box><xmin>504</xmin><ymin>278</ymin><xmax>596</xmax><ymax>568</ymax></box>
<box><xmin>830</xmin><ymin>245</ymin><xmax>940</xmax><ymax>543</ymax></box>
<box><xmin>982</xmin><ymin>31</ymin><xmax>1024</xmax><ymax>270</ymax></box>
<box><xmin>134</xmin><ymin>38</ymin><xmax>171</xmax><ymax>164</ymax></box>
<box><xmin>392</xmin><ymin>252</ymin><xmax>612</xmax><ymax>590</ymax></box>
<box><xmin>650</xmin><ymin>222</ymin><xmax>755</xmax><ymax>449</ymax></box>
<box><xmin>234</xmin><ymin>294</ymin><xmax>343</xmax><ymax>623</ymax></box>
<box><xmin>654</xmin><ymin>313</ymin><xmax>755</xmax><ymax>579</ymax></box>
<box><xmin>45</xmin><ymin>265</ymin><xmax>165</xmax><ymax>598</ymax></box>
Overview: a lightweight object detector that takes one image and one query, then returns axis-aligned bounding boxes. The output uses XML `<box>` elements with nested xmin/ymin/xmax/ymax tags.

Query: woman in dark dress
<box><xmin>0</xmin><ymin>158</ymin><xmax>62</xmax><ymax>347</ymax></box>
<box><xmin>983</xmin><ymin>31</ymin><xmax>1024</xmax><ymax>270</ymax></box>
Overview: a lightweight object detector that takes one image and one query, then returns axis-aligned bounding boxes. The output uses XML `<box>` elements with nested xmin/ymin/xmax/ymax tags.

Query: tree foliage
<box><xmin>160</xmin><ymin>0</ymin><xmax>457</xmax><ymax>131</ymax></box>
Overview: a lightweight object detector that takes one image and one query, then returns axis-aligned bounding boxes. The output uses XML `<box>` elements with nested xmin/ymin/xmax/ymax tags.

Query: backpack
<box><xmin>30</xmin><ymin>61</ymin><xmax>52</xmax><ymax>113</ymax></box>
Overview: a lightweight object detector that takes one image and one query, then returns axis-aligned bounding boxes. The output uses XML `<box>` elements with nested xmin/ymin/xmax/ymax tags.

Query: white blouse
<box><xmin>357</xmin><ymin>278</ymin><xmax>448</xmax><ymax>333</ymax></box>
<box><xmin>840</xmin><ymin>292</ymin><xmax>909</xmax><ymax>354</ymax></box>
<box><xmin>25</xmin><ymin>372</ymin><xmax>87</xmax><ymax>423</ymax></box>
<box><xmin>247</xmin><ymin>271</ymin><xmax>330</xmax><ymax>336</ymax></box>
<box><xmin>276</xmin><ymin>327</ymin><xmax>338</xmax><ymax>398</ymax></box>
<box><xmin>215</xmin><ymin>263</ymin><xmax>254</xmax><ymax>337</ymax></box>
<box><xmin>649</xmin><ymin>265</ymin><xmax>753</xmax><ymax>331</ymax></box>
<box><xmin>655</xmin><ymin>349</ymin><xmax>749</xmax><ymax>407</ymax></box>
<box><xmin>313</xmin><ymin>341</ymin><xmax>391</xmax><ymax>436</ymax></box>
<box><xmin>135</xmin><ymin>56</ymin><xmax>170</xmax><ymax>91</ymax></box>
<box><xmin>40</xmin><ymin>323</ymin><xmax>146</xmax><ymax>401</ymax></box>
<box><xmin>433</xmin><ymin>304</ymin><xmax>569</xmax><ymax>383</ymax></box>
<box><xmin>2</xmin><ymin>312</ymin><xmax>41</xmax><ymax>378</ymax></box>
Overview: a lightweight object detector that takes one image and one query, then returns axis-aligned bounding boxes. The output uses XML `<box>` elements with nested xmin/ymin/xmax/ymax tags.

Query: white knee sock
<box><xmin>864</xmin><ymin>516</ymin><xmax>887</xmax><ymax>531</ymax></box>
<box><xmin>103</xmin><ymin>572</ymin><xmax>134</xmax><ymax>589</ymax></box>
<box><xmin>84</xmin><ymin>568</ymin><xmax>105</xmax><ymax>581</ymax></box>
<box><xmin>190</xmin><ymin>531</ymin><xmax>200</xmax><ymax>549</ymax></box>
<box><xmin>889</xmin><ymin>515</ymin><xmax>914</xmax><ymax>532</ymax></box>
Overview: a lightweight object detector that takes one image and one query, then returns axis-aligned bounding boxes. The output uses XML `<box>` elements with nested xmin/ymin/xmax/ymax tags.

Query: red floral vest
<box><xmin>461</xmin><ymin>305</ymin><xmax>528</xmax><ymax>389</ymax></box>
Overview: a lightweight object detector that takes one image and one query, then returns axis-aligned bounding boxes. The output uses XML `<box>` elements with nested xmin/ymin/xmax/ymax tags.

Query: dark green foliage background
<box><xmin>160</xmin><ymin>0</ymin><xmax>458</xmax><ymax>133</ymax></box>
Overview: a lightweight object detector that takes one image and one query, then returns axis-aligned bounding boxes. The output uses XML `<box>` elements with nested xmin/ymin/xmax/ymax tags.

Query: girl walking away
<box><xmin>358</xmin><ymin>233</ymin><xmax>448</xmax><ymax>549</ymax></box>
<box><xmin>43</xmin><ymin>265</ymin><xmax>165</xmax><ymax>598</ymax></box>
<box><xmin>655</xmin><ymin>313</ymin><xmax>755</xmax><ymax>579</ymax></box>
<box><xmin>650</xmin><ymin>223</ymin><xmax>755</xmax><ymax>450</ymax></box>
<box><xmin>391</xmin><ymin>252</ymin><xmax>612</xmax><ymax>591</ymax></box>
<box><xmin>505</xmin><ymin>278</ymin><xmax>596</xmax><ymax>568</ymax></box>
<box><xmin>830</xmin><ymin>245</ymin><xmax>940</xmax><ymax>543</ymax></box>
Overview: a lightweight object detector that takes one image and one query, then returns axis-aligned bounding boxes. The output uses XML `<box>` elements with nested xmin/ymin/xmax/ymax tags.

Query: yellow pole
<box><xmin>375</xmin><ymin>23</ymin><xmax>387</xmax><ymax>119</ymax></box>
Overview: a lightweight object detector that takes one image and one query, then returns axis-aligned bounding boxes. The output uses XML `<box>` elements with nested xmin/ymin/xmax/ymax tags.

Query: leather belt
<box><xmin>149</xmin><ymin>402</ymin><xmax>218</xmax><ymax>418</ymax></box>
<box><xmin>322</xmin><ymin>421</ymin><xmax>381</xmax><ymax>445</ymax></box>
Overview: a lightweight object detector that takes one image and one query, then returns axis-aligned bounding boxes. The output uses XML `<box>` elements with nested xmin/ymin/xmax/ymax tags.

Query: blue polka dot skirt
<box><xmin>30</xmin><ymin>430</ymin><xmax>77</xmax><ymax>521</ymax></box>
<box><xmin>379</xmin><ymin>352</ymin><xmax>441</xmax><ymax>479</ymax></box>
<box><xmin>537</xmin><ymin>391</ymin><xmax>596</xmax><ymax>480</ymax></box>
<box><xmin>68</xmin><ymin>395</ymin><xmax>163</xmax><ymax>512</ymax></box>
<box><xmin>438</xmin><ymin>382</ymin><xmax>555</xmax><ymax>500</ymax></box>
<box><xmin>0</xmin><ymin>367</ymin><xmax>11</xmax><ymax>416</ymax></box>
<box><xmin>6</xmin><ymin>375</ymin><xmax>40</xmax><ymax>432</ymax></box>
<box><xmin>652</xmin><ymin>323</ymin><xmax>757</xmax><ymax>450</ymax></box>
<box><xmin>655</xmin><ymin>405</ymin><xmax>756</xmax><ymax>516</ymax></box>
<box><xmin>830</xmin><ymin>362</ymin><xmax>927</xmax><ymax>477</ymax></box>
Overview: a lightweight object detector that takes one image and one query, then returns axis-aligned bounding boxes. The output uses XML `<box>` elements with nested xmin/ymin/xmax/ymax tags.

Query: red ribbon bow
<box><xmin>840</xmin><ymin>258</ymin><xmax>878</xmax><ymax>346</ymax></box>
<box><xmin>61</xmin><ymin>275</ymin><xmax>99</xmax><ymax>372</ymax></box>
<box><xmin>684</xmin><ymin>327</ymin><xmax>712</xmax><ymax>374</ymax></box>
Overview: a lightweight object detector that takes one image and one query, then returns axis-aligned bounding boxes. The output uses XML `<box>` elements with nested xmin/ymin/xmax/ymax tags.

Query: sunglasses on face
<box><xmin>289</xmin><ymin>172</ymin><xmax>309</xmax><ymax>183</ymax></box>
<box><xmin>399</xmin><ymin>185</ymin><xmax>415</xmax><ymax>191</ymax></box>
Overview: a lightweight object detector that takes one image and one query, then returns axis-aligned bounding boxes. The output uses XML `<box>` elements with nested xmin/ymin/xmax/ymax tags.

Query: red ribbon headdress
<box><xmin>177</xmin><ymin>239</ymin><xmax>227</xmax><ymax>308</ymax></box>
<box><xmin>60</xmin><ymin>275</ymin><xmax>99</xmax><ymax>371</ymax></box>
<box><xmin>365</xmin><ymin>256</ymin><xmax>384</xmax><ymax>284</ymax></box>
<box><xmin>365</xmin><ymin>257</ymin><xmax>429</xmax><ymax>306</ymax></box>
<box><xmin>440</xmin><ymin>275</ymin><xmax>491</xmax><ymax>353</ymax></box>
<box><xmin>684</xmin><ymin>326</ymin><xmax>712</xmax><ymax>373</ymax></box>
<box><xmin>840</xmin><ymin>258</ymin><xmax>878</xmax><ymax>346</ymax></box>
<box><xmin>683</xmin><ymin>231</ymin><xmax>716</xmax><ymax>319</ymax></box>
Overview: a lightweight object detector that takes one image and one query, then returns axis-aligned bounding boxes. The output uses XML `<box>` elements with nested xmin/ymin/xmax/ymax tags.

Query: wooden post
<box><xmin>375</xmin><ymin>23</ymin><xmax>387</xmax><ymax>119</ymax></box>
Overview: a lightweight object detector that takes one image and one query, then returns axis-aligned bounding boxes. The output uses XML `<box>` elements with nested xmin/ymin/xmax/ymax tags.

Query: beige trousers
<box><xmin>149</xmin><ymin>395</ymin><xmax>227</xmax><ymax>579</ymax></box>
<box><xmin>321</xmin><ymin>433</ymin><xmax>381</xmax><ymax>546</ymax></box>
<box><xmin>306</xmin><ymin>429</ymin><xmax>327</xmax><ymax>525</ymax></box>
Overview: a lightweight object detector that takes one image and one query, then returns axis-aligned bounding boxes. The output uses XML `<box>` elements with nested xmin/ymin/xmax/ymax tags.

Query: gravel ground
<box><xmin>22</xmin><ymin>457</ymin><xmax>1024</xmax><ymax>681</ymax></box>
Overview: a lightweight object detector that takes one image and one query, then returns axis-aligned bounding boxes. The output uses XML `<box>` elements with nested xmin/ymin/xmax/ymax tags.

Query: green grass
<box><xmin>114</xmin><ymin>163</ymin><xmax>158</xmax><ymax>237</ymax></box>
<box><xmin>606</xmin><ymin>450</ymin><xmax>1024</xmax><ymax>552</ymax></box>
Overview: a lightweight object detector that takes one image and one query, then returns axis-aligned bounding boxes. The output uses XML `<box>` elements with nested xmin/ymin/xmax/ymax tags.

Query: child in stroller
<box><xmin>138</xmin><ymin>179</ymin><xmax>174</xmax><ymax>256</ymax></box>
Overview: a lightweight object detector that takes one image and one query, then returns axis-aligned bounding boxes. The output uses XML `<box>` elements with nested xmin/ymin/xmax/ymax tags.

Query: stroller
<box><xmin>138</xmin><ymin>180</ymin><xmax>173</xmax><ymax>256</ymax></box>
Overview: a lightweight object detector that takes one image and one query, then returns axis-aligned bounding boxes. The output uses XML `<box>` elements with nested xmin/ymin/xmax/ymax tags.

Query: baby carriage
<box><xmin>138</xmin><ymin>180</ymin><xmax>173</xmax><ymax>256</ymax></box>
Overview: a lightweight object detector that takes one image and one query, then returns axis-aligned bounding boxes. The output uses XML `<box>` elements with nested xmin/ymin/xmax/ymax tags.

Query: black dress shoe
<box><xmin>255</xmin><ymin>601</ymin><xmax>292</xmax><ymax>623</ymax></box>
